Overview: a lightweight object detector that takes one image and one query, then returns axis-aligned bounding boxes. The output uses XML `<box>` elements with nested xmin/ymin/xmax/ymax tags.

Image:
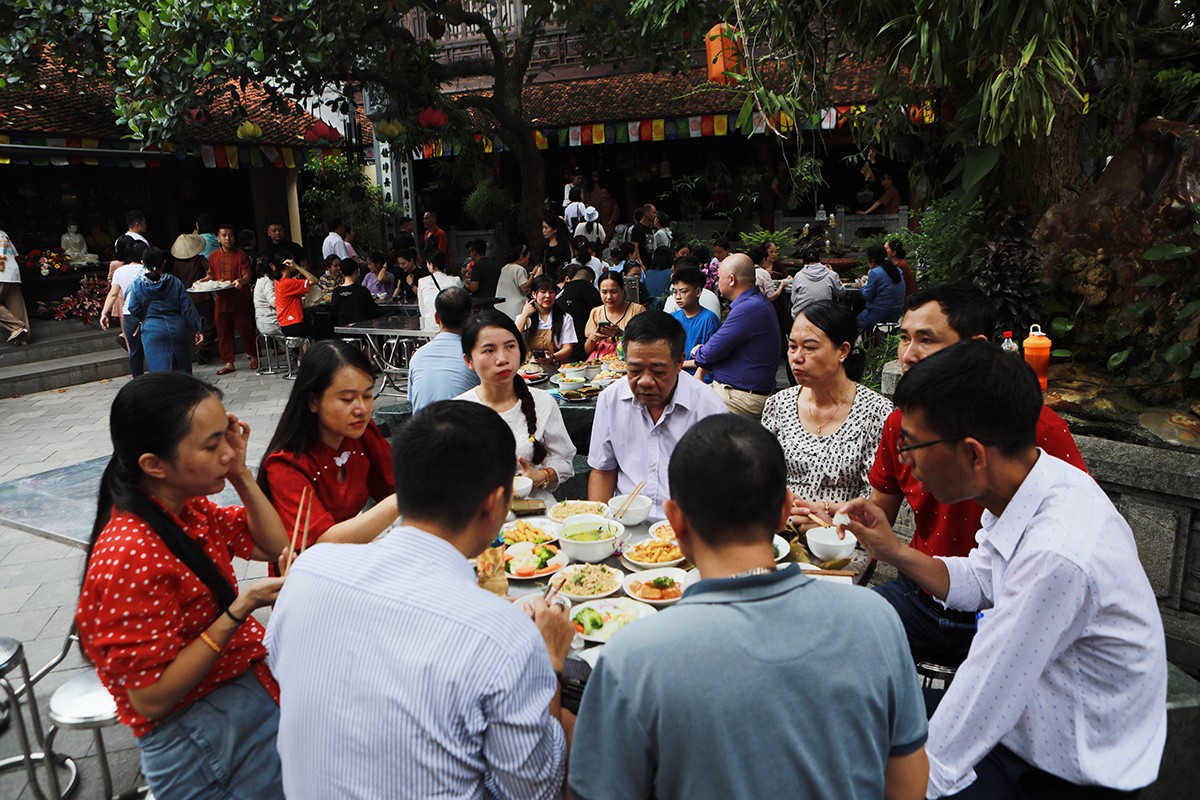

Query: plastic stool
<box><xmin>915</xmin><ymin>660</ymin><xmax>959</xmax><ymax>689</ymax></box>
<box><xmin>255</xmin><ymin>333</ymin><xmax>282</xmax><ymax>375</ymax></box>
<box><xmin>0</xmin><ymin>636</ymin><xmax>77</xmax><ymax>799</ymax></box>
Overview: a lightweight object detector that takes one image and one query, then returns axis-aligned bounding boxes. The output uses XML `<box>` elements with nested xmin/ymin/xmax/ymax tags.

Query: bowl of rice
<box><xmin>552</xmin><ymin>563</ymin><xmax>624</xmax><ymax>601</ymax></box>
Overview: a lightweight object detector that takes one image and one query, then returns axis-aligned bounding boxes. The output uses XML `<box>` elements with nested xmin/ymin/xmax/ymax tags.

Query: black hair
<box><xmin>712</xmin><ymin>238</ymin><xmax>731</xmax><ymax>252</ymax></box>
<box><xmin>583</xmin><ymin>215</ymin><xmax>598</xmax><ymax>236</ymax></box>
<box><xmin>670</xmin><ymin>266</ymin><xmax>706</xmax><ymax>291</ymax></box>
<box><xmin>868</xmin><ymin>244</ymin><xmax>901</xmax><ymax>283</ymax></box>
<box><xmin>217</xmin><ymin>222</ymin><xmax>236</xmax><ymax>235</ymax></box>
<box><xmin>368</xmin><ymin>251</ymin><xmax>385</xmax><ymax>266</ymax></box>
<box><xmin>461</xmin><ymin>310</ymin><xmax>548</xmax><ymax>464</ymax></box>
<box><xmin>569</xmin><ymin>187</ymin><xmax>583</xmax><ymax>202</ymax></box>
<box><xmin>341</xmin><ymin>259</ymin><xmax>361</xmax><ymax>277</ymax></box>
<box><xmin>668</xmin><ymin>415</ymin><xmax>787</xmax><ymax>545</ymax></box>
<box><xmin>125</xmin><ymin>209</ymin><xmax>146</xmax><ymax>227</ymax></box>
<box><xmin>634</xmin><ymin>205</ymin><xmax>646</xmax><ymax>220</ymax></box>
<box><xmin>598</xmin><ymin>270</ymin><xmax>625</xmax><ymax>291</ymax></box>
<box><xmin>888</xmin><ymin>238</ymin><xmax>907</xmax><ymax>259</ymax></box>
<box><xmin>237</xmin><ymin>229</ymin><xmax>256</xmax><ymax>250</ymax></box>
<box><xmin>541</xmin><ymin>213</ymin><xmax>568</xmax><ymax>243</ymax></box>
<box><xmin>905</xmin><ymin>281</ymin><xmax>997</xmax><ymax>340</ymax></box>
<box><xmin>426</xmin><ymin>249</ymin><xmax>447</xmax><ymax>271</ymax></box>
<box><xmin>118</xmin><ymin>236</ymin><xmax>148</xmax><ymax>264</ymax></box>
<box><xmin>257</xmin><ymin>340</ymin><xmax>378</xmax><ymax>499</ymax></box>
<box><xmin>801</xmin><ymin>247</ymin><xmax>822</xmax><ymax>264</ymax></box>
<box><xmin>397</xmin><ymin>247</ymin><xmax>418</xmax><ymax>262</ymax></box>
<box><xmin>623</xmin><ymin>311</ymin><xmax>686</xmax><ymax>362</ymax></box>
<box><xmin>794</xmin><ymin>300</ymin><xmax>866</xmax><ymax>381</ymax></box>
<box><xmin>327</xmin><ymin>215</ymin><xmax>344</xmax><ymax>231</ymax></box>
<box><xmin>142</xmin><ymin>246</ymin><xmax>168</xmax><ymax>280</ymax></box>
<box><xmin>526</xmin><ymin>275</ymin><xmax>570</xmax><ymax>358</ymax></box>
<box><xmin>650</xmin><ymin>246</ymin><xmax>674</xmax><ymax>271</ymax></box>
<box><xmin>692</xmin><ymin>246</ymin><xmax>711</xmax><ymax>264</ymax></box>
<box><xmin>572</xmin><ymin>264</ymin><xmax>595</xmax><ymax>282</ymax></box>
<box><xmin>612</xmin><ymin>242</ymin><xmax>634</xmax><ymax>263</ymax></box>
<box><xmin>655</xmin><ymin>211</ymin><xmax>671</xmax><ymax>228</ymax></box>
<box><xmin>195</xmin><ymin>213</ymin><xmax>216</xmax><ymax>234</ymax></box>
<box><xmin>434</xmin><ymin>286</ymin><xmax>473</xmax><ymax>329</ymax></box>
<box><xmin>87</xmin><ymin>374</ymin><xmax>236</xmax><ymax>610</ymax></box>
<box><xmin>467</xmin><ymin>238</ymin><xmax>487</xmax><ymax>256</ymax></box>
<box><xmin>392</xmin><ymin>400</ymin><xmax>516</xmax><ymax>531</ymax></box>
<box><xmin>747</xmin><ymin>245</ymin><xmax>767</xmax><ymax>266</ymax></box>
<box><xmin>894</xmin><ymin>340</ymin><xmax>1041</xmax><ymax>457</ymax></box>
<box><xmin>508</xmin><ymin>243</ymin><xmax>530</xmax><ymax>262</ymax></box>
<box><xmin>265</xmin><ymin>217</ymin><xmax>285</xmax><ymax>228</ymax></box>
<box><xmin>673</xmin><ymin>255</ymin><xmax>700</xmax><ymax>271</ymax></box>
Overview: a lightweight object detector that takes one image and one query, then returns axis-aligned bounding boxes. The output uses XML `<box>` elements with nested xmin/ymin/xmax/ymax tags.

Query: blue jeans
<box><xmin>122</xmin><ymin>314</ymin><xmax>145</xmax><ymax>377</ymax></box>
<box><xmin>873</xmin><ymin>574</ymin><xmax>976</xmax><ymax>664</ymax></box>
<box><xmin>137</xmin><ymin>671</ymin><xmax>283</xmax><ymax>800</ymax></box>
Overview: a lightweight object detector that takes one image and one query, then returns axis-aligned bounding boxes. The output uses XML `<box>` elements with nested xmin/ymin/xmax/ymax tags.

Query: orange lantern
<box><xmin>705</xmin><ymin>23</ymin><xmax>743</xmax><ymax>85</ymax></box>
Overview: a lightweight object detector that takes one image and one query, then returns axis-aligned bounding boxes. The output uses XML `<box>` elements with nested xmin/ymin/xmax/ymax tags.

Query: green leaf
<box><xmin>1135</xmin><ymin>272</ymin><xmax>1168</xmax><ymax>287</ymax></box>
<box><xmin>1050</xmin><ymin>348</ymin><xmax>1072</xmax><ymax>358</ymax></box>
<box><xmin>1191</xmin><ymin>362</ymin><xmax>1200</xmax><ymax>379</ymax></box>
<box><xmin>1124</xmin><ymin>300</ymin><xmax>1152</xmax><ymax>317</ymax></box>
<box><xmin>961</xmin><ymin>146</ymin><xmax>1000</xmax><ymax>192</ymax></box>
<box><xmin>1193</xmin><ymin>223</ymin><xmax>1200</xmax><ymax>236</ymax></box>
<box><xmin>1107</xmin><ymin>348</ymin><xmax>1131</xmax><ymax>371</ymax></box>
<box><xmin>137</xmin><ymin>10</ymin><xmax>152</xmax><ymax>29</ymax></box>
<box><xmin>1164</xmin><ymin>342</ymin><xmax>1194</xmax><ymax>364</ymax></box>
<box><xmin>1144</xmin><ymin>243</ymin><xmax>1195</xmax><ymax>260</ymax></box>
<box><xmin>1050</xmin><ymin>316</ymin><xmax>1074</xmax><ymax>336</ymax></box>
<box><xmin>1179</xmin><ymin>300</ymin><xmax>1200</xmax><ymax>319</ymax></box>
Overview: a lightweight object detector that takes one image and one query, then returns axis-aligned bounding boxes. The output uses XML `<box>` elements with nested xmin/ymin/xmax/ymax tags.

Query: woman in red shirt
<box><xmin>77</xmin><ymin>373</ymin><xmax>290</xmax><ymax>799</ymax></box>
<box><xmin>259</xmin><ymin>340</ymin><xmax>398</xmax><ymax>547</ymax></box>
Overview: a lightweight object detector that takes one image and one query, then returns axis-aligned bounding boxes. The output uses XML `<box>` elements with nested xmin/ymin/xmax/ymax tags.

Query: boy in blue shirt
<box><xmin>670</xmin><ymin>267</ymin><xmax>720</xmax><ymax>381</ymax></box>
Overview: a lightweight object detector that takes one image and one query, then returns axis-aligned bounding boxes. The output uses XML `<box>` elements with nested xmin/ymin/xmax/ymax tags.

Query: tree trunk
<box><xmin>500</xmin><ymin>115</ymin><xmax>546</xmax><ymax>258</ymax></box>
<box><xmin>1000</xmin><ymin>93</ymin><xmax>1086</xmax><ymax>220</ymax></box>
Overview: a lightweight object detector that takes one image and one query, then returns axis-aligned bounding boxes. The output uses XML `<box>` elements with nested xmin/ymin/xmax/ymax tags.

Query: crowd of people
<box><xmin>73</xmin><ymin>246</ymin><xmax>1169</xmax><ymax>798</ymax></box>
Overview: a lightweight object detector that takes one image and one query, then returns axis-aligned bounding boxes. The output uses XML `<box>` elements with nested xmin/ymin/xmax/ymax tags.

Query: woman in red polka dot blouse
<box><xmin>77</xmin><ymin>372</ymin><xmax>291</xmax><ymax>799</ymax></box>
<box><xmin>259</xmin><ymin>340</ymin><xmax>398</xmax><ymax>551</ymax></box>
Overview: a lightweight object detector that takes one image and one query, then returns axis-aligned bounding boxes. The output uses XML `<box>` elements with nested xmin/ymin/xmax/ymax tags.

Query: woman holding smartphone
<box><xmin>515</xmin><ymin>275</ymin><xmax>576</xmax><ymax>365</ymax></box>
<box><xmin>584</xmin><ymin>270</ymin><xmax>646</xmax><ymax>358</ymax></box>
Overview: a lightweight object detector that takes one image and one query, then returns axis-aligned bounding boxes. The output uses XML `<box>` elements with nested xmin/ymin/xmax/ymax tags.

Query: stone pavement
<box><xmin>0</xmin><ymin>363</ymin><xmax>296</xmax><ymax>799</ymax></box>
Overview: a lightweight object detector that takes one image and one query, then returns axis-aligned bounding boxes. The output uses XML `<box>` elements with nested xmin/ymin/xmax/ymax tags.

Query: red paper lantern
<box><xmin>705</xmin><ymin>24</ymin><xmax>743</xmax><ymax>85</ymax></box>
<box><xmin>418</xmin><ymin>107</ymin><xmax>449</xmax><ymax>129</ymax></box>
<box><xmin>304</xmin><ymin>120</ymin><xmax>342</xmax><ymax>144</ymax></box>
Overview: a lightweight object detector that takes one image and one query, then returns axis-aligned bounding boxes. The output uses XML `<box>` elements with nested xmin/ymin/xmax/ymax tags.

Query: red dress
<box><xmin>262</xmin><ymin>421</ymin><xmax>394</xmax><ymax>544</ymax></box>
<box><xmin>869</xmin><ymin>405</ymin><xmax>1088</xmax><ymax>559</ymax></box>
<box><xmin>76</xmin><ymin>498</ymin><xmax>279</xmax><ymax>737</ymax></box>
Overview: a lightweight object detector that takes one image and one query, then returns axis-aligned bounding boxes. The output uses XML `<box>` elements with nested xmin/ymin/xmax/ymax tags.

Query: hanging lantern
<box><xmin>304</xmin><ymin>119</ymin><xmax>343</xmax><ymax>145</ymax></box>
<box><xmin>236</xmin><ymin>121</ymin><xmax>263</xmax><ymax>141</ymax></box>
<box><xmin>418</xmin><ymin>107</ymin><xmax>449</xmax><ymax>129</ymax></box>
<box><xmin>705</xmin><ymin>24</ymin><xmax>743</xmax><ymax>85</ymax></box>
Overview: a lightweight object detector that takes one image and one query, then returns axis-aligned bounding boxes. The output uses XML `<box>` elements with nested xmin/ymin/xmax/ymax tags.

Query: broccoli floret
<box><xmin>573</xmin><ymin>607</ymin><xmax>605</xmax><ymax>634</ymax></box>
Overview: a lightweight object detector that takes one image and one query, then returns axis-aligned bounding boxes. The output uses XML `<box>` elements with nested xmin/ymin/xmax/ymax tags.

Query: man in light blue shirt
<box><xmin>408</xmin><ymin>286</ymin><xmax>479</xmax><ymax>411</ymax></box>
<box><xmin>267</xmin><ymin>401</ymin><xmax>575</xmax><ymax>800</ymax></box>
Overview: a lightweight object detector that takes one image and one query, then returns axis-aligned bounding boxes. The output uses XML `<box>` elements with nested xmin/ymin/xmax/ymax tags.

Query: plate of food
<box><xmin>549</xmin><ymin>374</ymin><xmax>588</xmax><ymax>386</ymax></box>
<box><xmin>623</xmin><ymin>567</ymin><xmax>688</xmax><ymax>607</ymax></box>
<box><xmin>773</xmin><ymin>534</ymin><xmax>790</xmax><ymax>562</ymax></box>
<box><xmin>548</xmin><ymin>500</ymin><xmax>608</xmax><ymax>522</ymax></box>
<box><xmin>571</xmin><ymin>596</ymin><xmax>657</xmax><ymax>643</ymax></box>
<box><xmin>188</xmin><ymin>279</ymin><xmax>234</xmax><ymax>293</ymax></box>
<box><xmin>501</xmin><ymin>518</ymin><xmax>561</xmax><ymax>546</ymax></box>
<box><xmin>551</xmin><ymin>563</ymin><xmax>624</xmax><ymax>601</ymax></box>
<box><xmin>648</xmin><ymin>520</ymin><xmax>677</xmax><ymax>542</ymax></box>
<box><xmin>503</xmin><ymin>541</ymin><xmax>568</xmax><ymax>579</ymax></box>
<box><xmin>623</xmin><ymin>537</ymin><xmax>685</xmax><ymax>569</ymax></box>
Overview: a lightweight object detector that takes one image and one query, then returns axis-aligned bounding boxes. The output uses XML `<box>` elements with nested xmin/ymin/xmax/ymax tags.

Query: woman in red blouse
<box><xmin>259</xmin><ymin>340</ymin><xmax>398</xmax><ymax>547</ymax></box>
<box><xmin>77</xmin><ymin>372</ymin><xmax>290</xmax><ymax>799</ymax></box>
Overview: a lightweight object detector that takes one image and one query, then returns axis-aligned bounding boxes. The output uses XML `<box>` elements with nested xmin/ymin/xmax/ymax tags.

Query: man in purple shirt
<box><xmin>694</xmin><ymin>253</ymin><xmax>781</xmax><ymax>418</ymax></box>
<box><xmin>588</xmin><ymin>312</ymin><xmax>728</xmax><ymax>519</ymax></box>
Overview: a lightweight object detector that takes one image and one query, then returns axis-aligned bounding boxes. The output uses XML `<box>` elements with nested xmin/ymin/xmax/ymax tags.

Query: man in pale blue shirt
<box><xmin>838</xmin><ymin>341</ymin><xmax>1166</xmax><ymax>798</ymax></box>
<box><xmin>408</xmin><ymin>287</ymin><xmax>480</xmax><ymax>411</ymax></box>
<box><xmin>266</xmin><ymin>401</ymin><xmax>575</xmax><ymax>800</ymax></box>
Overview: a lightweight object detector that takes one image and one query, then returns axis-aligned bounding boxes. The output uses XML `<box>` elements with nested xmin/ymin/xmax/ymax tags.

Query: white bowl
<box><xmin>559</xmin><ymin>365</ymin><xmax>588</xmax><ymax>377</ymax></box>
<box><xmin>584</xmin><ymin>362</ymin><xmax>603</xmax><ymax>379</ymax></box>
<box><xmin>552</xmin><ymin>563</ymin><xmax>625</xmax><ymax>601</ymax></box>
<box><xmin>623</xmin><ymin>537</ymin><xmax>686</xmax><ymax>569</ymax></box>
<box><xmin>623</xmin><ymin>567</ymin><xmax>688</xmax><ymax>607</ymax></box>
<box><xmin>773</xmin><ymin>534</ymin><xmax>790</xmax><ymax>562</ymax></box>
<box><xmin>512</xmin><ymin>476</ymin><xmax>533</xmax><ymax>499</ymax></box>
<box><xmin>648</xmin><ymin>520</ymin><xmax>677</xmax><ymax>542</ymax></box>
<box><xmin>591</xmin><ymin>377</ymin><xmax>617</xmax><ymax>389</ymax></box>
<box><xmin>558</xmin><ymin>514</ymin><xmax>624</xmax><ymax>562</ymax></box>
<box><xmin>806</xmin><ymin>527</ymin><xmax>857</xmax><ymax>562</ymax></box>
<box><xmin>606</xmin><ymin>493</ymin><xmax>652</xmax><ymax>525</ymax></box>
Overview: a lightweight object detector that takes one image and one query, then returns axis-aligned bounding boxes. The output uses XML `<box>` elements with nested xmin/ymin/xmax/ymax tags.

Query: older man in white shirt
<box><xmin>588</xmin><ymin>311</ymin><xmax>727</xmax><ymax>519</ymax></box>
<box><xmin>837</xmin><ymin>340</ymin><xmax>1166</xmax><ymax>800</ymax></box>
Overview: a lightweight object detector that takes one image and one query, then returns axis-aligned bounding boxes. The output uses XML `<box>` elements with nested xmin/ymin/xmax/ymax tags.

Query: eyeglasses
<box><xmin>895</xmin><ymin>432</ymin><xmax>966</xmax><ymax>455</ymax></box>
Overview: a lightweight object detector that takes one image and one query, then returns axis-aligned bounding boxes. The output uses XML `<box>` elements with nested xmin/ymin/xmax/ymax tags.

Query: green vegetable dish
<box><xmin>564</xmin><ymin>527</ymin><xmax>612</xmax><ymax>542</ymax></box>
<box><xmin>574</xmin><ymin>607</ymin><xmax>605</xmax><ymax>635</ymax></box>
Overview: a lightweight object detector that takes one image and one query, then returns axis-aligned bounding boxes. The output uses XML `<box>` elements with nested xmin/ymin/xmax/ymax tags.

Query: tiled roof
<box><xmin>0</xmin><ymin>61</ymin><xmax>352</xmax><ymax>147</ymax></box>
<box><xmin>454</xmin><ymin>62</ymin><xmax>881</xmax><ymax>128</ymax></box>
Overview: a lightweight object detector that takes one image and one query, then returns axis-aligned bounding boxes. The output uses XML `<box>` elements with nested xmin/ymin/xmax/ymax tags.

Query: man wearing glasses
<box><xmin>858</xmin><ymin>282</ymin><xmax>1086</xmax><ymax>665</ymax></box>
<box><xmin>836</xmin><ymin>341</ymin><xmax>1164</xmax><ymax>799</ymax></box>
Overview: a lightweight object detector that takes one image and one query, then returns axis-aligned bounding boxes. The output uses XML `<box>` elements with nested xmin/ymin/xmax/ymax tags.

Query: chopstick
<box><xmin>802</xmin><ymin>569</ymin><xmax>857</xmax><ymax>577</ymax></box>
<box><xmin>614</xmin><ymin>481</ymin><xmax>646</xmax><ymax>520</ymax></box>
<box><xmin>806</xmin><ymin>512</ymin><xmax>830</xmax><ymax>528</ymax></box>
<box><xmin>283</xmin><ymin>486</ymin><xmax>312</xmax><ymax>576</ymax></box>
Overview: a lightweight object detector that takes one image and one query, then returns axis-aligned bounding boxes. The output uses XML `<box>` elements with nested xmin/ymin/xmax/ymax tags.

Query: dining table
<box><xmin>336</xmin><ymin>315</ymin><xmax>437</xmax><ymax>396</ymax></box>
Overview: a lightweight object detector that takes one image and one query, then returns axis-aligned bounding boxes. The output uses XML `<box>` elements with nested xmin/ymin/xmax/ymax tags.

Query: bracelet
<box><xmin>224</xmin><ymin>607</ymin><xmax>246</xmax><ymax>625</ymax></box>
<box><xmin>198</xmin><ymin>632</ymin><xmax>222</xmax><ymax>655</ymax></box>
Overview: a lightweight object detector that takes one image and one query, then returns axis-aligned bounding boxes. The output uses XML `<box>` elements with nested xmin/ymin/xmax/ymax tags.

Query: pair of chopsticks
<box><xmin>613</xmin><ymin>481</ymin><xmax>646</xmax><ymax>520</ymax></box>
<box><xmin>542</xmin><ymin>575</ymin><xmax>564</xmax><ymax>606</ymax></box>
<box><xmin>283</xmin><ymin>486</ymin><xmax>314</xmax><ymax>576</ymax></box>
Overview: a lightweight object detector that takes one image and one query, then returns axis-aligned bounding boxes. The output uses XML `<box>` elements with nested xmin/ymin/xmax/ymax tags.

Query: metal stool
<box><xmin>43</xmin><ymin>670</ymin><xmax>125</xmax><ymax>799</ymax></box>
<box><xmin>0</xmin><ymin>636</ymin><xmax>77</xmax><ymax>799</ymax></box>
<box><xmin>255</xmin><ymin>333</ymin><xmax>282</xmax><ymax>375</ymax></box>
<box><xmin>915</xmin><ymin>660</ymin><xmax>959</xmax><ymax>689</ymax></box>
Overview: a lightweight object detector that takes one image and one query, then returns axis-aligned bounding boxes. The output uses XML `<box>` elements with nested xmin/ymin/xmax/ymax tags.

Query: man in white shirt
<box><xmin>114</xmin><ymin>208</ymin><xmax>149</xmax><ymax>249</ymax></box>
<box><xmin>321</xmin><ymin>215</ymin><xmax>349</xmax><ymax>260</ymax></box>
<box><xmin>588</xmin><ymin>311</ymin><xmax>727</xmax><ymax>519</ymax></box>
<box><xmin>839</xmin><ymin>340</ymin><xmax>1166</xmax><ymax>799</ymax></box>
<box><xmin>266</xmin><ymin>400</ymin><xmax>575</xmax><ymax>800</ymax></box>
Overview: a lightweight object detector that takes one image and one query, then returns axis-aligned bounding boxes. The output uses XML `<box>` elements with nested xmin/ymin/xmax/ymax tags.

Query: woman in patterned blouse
<box><xmin>77</xmin><ymin>373</ymin><xmax>289</xmax><ymax>798</ymax></box>
<box><xmin>761</xmin><ymin>301</ymin><xmax>893</xmax><ymax>531</ymax></box>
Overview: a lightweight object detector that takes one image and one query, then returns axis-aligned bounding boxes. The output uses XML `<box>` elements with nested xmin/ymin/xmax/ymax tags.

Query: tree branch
<box><xmin>432</xmin><ymin>56</ymin><xmax>500</xmax><ymax>81</ymax></box>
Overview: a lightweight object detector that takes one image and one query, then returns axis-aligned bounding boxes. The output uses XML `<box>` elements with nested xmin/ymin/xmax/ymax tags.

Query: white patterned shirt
<box><xmin>266</xmin><ymin>525</ymin><xmax>566</xmax><ymax>800</ymax></box>
<box><xmin>927</xmin><ymin>451</ymin><xmax>1167</xmax><ymax>796</ymax></box>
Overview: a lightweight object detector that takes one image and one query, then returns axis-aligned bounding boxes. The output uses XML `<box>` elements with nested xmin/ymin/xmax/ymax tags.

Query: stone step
<box><xmin>0</xmin><ymin>350</ymin><xmax>129</xmax><ymax>397</ymax></box>
<box><xmin>0</xmin><ymin>319</ymin><xmax>118</xmax><ymax>369</ymax></box>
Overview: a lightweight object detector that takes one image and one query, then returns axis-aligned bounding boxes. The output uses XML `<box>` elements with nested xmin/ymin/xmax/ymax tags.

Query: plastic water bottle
<box><xmin>1022</xmin><ymin>324</ymin><xmax>1052</xmax><ymax>390</ymax></box>
<box><xmin>1000</xmin><ymin>331</ymin><xmax>1019</xmax><ymax>355</ymax></box>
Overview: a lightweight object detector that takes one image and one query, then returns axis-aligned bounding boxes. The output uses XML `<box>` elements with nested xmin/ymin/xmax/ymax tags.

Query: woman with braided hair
<box><xmin>77</xmin><ymin>372</ymin><xmax>289</xmax><ymax>798</ymax></box>
<box><xmin>458</xmin><ymin>310</ymin><xmax>576</xmax><ymax>502</ymax></box>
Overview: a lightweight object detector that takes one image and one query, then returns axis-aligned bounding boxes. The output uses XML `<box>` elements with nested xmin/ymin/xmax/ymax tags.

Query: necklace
<box><xmin>808</xmin><ymin>385</ymin><xmax>855</xmax><ymax>436</ymax></box>
<box><xmin>727</xmin><ymin>566</ymin><xmax>777</xmax><ymax>579</ymax></box>
<box><xmin>603</xmin><ymin>305</ymin><xmax>628</xmax><ymax>326</ymax></box>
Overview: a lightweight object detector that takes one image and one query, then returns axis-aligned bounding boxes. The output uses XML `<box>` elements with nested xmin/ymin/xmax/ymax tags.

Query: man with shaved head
<box><xmin>693</xmin><ymin>253</ymin><xmax>781</xmax><ymax>418</ymax></box>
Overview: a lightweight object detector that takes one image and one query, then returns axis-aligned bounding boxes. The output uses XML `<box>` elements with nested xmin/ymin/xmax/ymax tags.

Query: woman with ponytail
<box><xmin>259</xmin><ymin>339</ymin><xmax>398</xmax><ymax>546</ymax></box>
<box><xmin>856</xmin><ymin>244</ymin><xmax>906</xmax><ymax>332</ymax></box>
<box><xmin>514</xmin><ymin>274</ymin><xmax>577</xmax><ymax>365</ymax></box>
<box><xmin>127</xmin><ymin>246</ymin><xmax>204</xmax><ymax>373</ymax></box>
<box><xmin>458</xmin><ymin>310</ymin><xmax>576</xmax><ymax>501</ymax></box>
<box><xmin>77</xmin><ymin>372</ymin><xmax>289</xmax><ymax>798</ymax></box>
